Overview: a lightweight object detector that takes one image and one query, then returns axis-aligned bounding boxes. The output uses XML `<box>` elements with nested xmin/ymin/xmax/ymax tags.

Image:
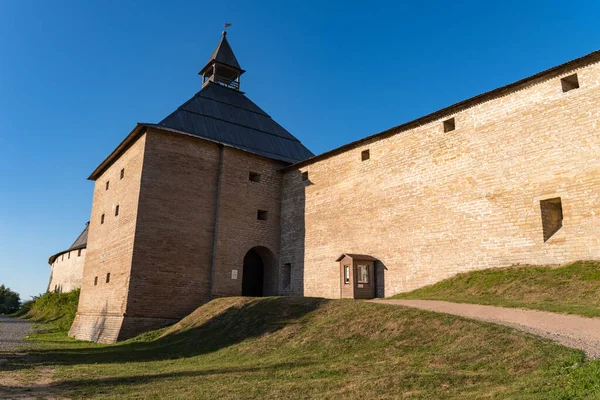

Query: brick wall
<box><xmin>281</xmin><ymin>62</ymin><xmax>600</xmax><ymax>299</ymax></box>
<box><xmin>212</xmin><ymin>147</ymin><xmax>285</xmax><ymax>297</ymax></box>
<box><xmin>69</xmin><ymin>134</ymin><xmax>147</xmax><ymax>343</ymax></box>
<box><xmin>124</xmin><ymin>129</ymin><xmax>219</xmax><ymax>324</ymax></box>
<box><xmin>73</xmin><ymin>128</ymin><xmax>287</xmax><ymax>342</ymax></box>
<box><xmin>48</xmin><ymin>248</ymin><xmax>86</xmax><ymax>293</ymax></box>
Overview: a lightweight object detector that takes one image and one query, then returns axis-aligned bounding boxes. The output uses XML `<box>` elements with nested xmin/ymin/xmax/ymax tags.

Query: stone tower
<box><xmin>69</xmin><ymin>31</ymin><xmax>313</xmax><ymax>343</ymax></box>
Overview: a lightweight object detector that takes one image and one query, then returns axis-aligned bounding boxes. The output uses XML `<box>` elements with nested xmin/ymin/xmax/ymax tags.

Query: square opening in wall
<box><xmin>282</xmin><ymin>263</ymin><xmax>291</xmax><ymax>288</ymax></box>
<box><xmin>561</xmin><ymin>74</ymin><xmax>579</xmax><ymax>93</ymax></box>
<box><xmin>361</xmin><ymin>149</ymin><xmax>370</xmax><ymax>161</ymax></box>
<box><xmin>540</xmin><ymin>197</ymin><xmax>563</xmax><ymax>242</ymax></box>
<box><xmin>443</xmin><ymin>118</ymin><xmax>456</xmax><ymax>133</ymax></box>
<box><xmin>249</xmin><ymin>171</ymin><xmax>261</xmax><ymax>182</ymax></box>
<box><xmin>257</xmin><ymin>210</ymin><xmax>268</xmax><ymax>221</ymax></box>
<box><xmin>301</xmin><ymin>171</ymin><xmax>309</xmax><ymax>181</ymax></box>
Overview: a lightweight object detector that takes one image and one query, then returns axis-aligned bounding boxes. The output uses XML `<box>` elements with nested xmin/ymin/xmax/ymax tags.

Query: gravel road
<box><xmin>370</xmin><ymin>299</ymin><xmax>600</xmax><ymax>358</ymax></box>
<box><xmin>0</xmin><ymin>315</ymin><xmax>33</xmax><ymax>350</ymax></box>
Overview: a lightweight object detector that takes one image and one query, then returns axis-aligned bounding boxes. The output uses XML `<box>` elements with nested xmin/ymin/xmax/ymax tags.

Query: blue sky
<box><xmin>1</xmin><ymin>0</ymin><xmax>599</xmax><ymax>300</ymax></box>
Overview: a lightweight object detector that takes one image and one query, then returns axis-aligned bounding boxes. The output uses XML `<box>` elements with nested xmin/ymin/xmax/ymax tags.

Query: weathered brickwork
<box><xmin>124</xmin><ymin>129</ymin><xmax>219</xmax><ymax>327</ymax></box>
<box><xmin>281</xmin><ymin>61</ymin><xmax>600</xmax><ymax>299</ymax></box>
<box><xmin>69</xmin><ymin>135</ymin><xmax>147</xmax><ymax>343</ymax></box>
<box><xmin>212</xmin><ymin>147</ymin><xmax>285</xmax><ymax>298</ymax></box>
<box><xmin>48</xmin><ymin>249</ymin><xmax>86</xmax><ymax>293</ymax></box>
<box><xmin>72</xmin><ymin>127</ymin><xmax>286</xmax><ymax>342</ymax></box>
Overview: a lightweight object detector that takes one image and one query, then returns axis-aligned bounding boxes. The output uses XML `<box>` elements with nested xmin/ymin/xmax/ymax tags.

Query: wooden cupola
<box><xmin>199</xmin><ymin>30</ymin><xmax>245</xmax><ymax>91</ymax></box>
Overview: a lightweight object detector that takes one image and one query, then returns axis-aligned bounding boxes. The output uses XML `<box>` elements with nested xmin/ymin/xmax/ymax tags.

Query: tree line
<box><xmin>0</xmin><ymin>284</ymin><xmax>21</xmax><ymax>314</ymax></box>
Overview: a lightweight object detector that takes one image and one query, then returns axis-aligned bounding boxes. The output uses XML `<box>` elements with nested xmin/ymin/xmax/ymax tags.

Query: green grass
<box><xmin>392</xmin><ymin>261</ymin><xmax>600</xmax><ymax>317</ymax></box>
<box><xmin>3</xmin><ymin>297</ymin><xmax>600</xmax><ymax>399</ymax></box>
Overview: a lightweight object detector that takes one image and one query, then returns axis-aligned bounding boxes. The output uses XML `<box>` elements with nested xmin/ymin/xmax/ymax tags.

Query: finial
<box><xmin>223</xmin><ymin>22</ymin><xmax>232</xmax><ymax>36</ymax></box>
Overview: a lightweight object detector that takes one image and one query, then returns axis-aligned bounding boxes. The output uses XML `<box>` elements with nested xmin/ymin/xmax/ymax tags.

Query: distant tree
<box><xmin>0</xmin><ymin>285</ymin><xmax>21</xmax><ymax>314</ymax></box>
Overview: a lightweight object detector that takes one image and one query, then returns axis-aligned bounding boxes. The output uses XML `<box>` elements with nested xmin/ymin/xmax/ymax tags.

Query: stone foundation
<box><xmin>69</xmin><ymin>313</ymin><xmax>177</xmax><ymax>344</ymax></box>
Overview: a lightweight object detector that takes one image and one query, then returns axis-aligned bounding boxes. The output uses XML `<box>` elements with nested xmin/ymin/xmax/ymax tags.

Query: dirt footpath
<box><xmin>0</xmin><ymin>315</ymin><xmax>33</xmax><ymax>350</ymax></box>
<box><xmin>0</xmin><ymin>316</ymin><xmax>61</xmax><ymax>399</ymax></box>
<box><xmin>371</xmin><ymin>299</ymin><xmax>600</xmax><ymax>358</ymax></box>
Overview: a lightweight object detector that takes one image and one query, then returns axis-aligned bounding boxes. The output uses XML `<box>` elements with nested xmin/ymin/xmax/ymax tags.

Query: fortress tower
<box><xmin>69</xmin><ymin>31</ymin><xmax>313</xmax><ymax>343</ymax></box>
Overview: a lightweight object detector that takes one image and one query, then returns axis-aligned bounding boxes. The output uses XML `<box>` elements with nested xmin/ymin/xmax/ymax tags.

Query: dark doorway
<box><xmin>242</xmin><ymin>249</ymin><xmax>264</xmax><ymax>297</ymax></box>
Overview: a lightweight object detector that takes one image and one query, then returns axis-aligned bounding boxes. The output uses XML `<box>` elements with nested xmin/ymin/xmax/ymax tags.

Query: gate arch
<box><xmin>241</xmin><ymin>246</ymin><xmax>277</xmax><ymax>297</ymax></box>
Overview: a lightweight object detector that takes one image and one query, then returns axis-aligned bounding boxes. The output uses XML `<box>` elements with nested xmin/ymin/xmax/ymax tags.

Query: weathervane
<box><xmin>223</xmin><ymin>22</ymin><xmax>232</xmax><ymax>35</ymax></box>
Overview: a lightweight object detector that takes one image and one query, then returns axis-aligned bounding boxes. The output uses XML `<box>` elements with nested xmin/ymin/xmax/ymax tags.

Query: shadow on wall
<box><xmin>280</xmin><ymin>169</ymin><xmax>309</xmax><ymax>297</ymax></box>
<box><xmin>72</xmin><ymin>301</ymin><xmax>108</xmax><ymax>343</ymax></box>
<box><xmin>21</xmin><ymin>297</ymin><xmax>326</xmax><ymax>369</ymax></box>
<box><xmin>90</xmin><ymin>302</ymin><xmax>108</xmax><ymax>342</ymax></box>
<box><xmin>375</xmin><ymin>261</ymin><xmax>387</xmax><ymax>298</ymax></box>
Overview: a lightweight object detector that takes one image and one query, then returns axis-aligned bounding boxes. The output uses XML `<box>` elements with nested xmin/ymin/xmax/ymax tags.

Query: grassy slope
<box><xmin>392</xmin><ymin>261</ymin><xmax>600</xmax><ymax>317</ymax></box>
<box><xmin>6</xmin><ymin>297</ymin><xmax>599</xmax><ymax>399</ymax></box>
<box><xmin>17</xmin><ymin>289</ymin><xmax>80</xmax><ymax>331</ymax></box>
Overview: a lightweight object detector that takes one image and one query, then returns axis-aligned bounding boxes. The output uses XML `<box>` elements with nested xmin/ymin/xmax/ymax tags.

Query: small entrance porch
<box><xmin>337</xmin><ymin>253</ymin><xmax>377</xmax><ymax>299</ymax></box>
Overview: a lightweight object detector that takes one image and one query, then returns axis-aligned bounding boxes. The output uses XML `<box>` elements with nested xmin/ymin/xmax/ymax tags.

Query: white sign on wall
<box><xmin>231</xmin><ymin>269</ymin><xmax>238</xmax><ymax>280</ymax></box>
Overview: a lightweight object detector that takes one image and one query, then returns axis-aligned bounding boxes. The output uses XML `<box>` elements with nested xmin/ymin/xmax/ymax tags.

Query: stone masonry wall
<box><xmin>123</xmin><ymin>129</ymin><xmax>285</xmax><ymax>334</ymax></box>
<box><xmin>48</xmin><ymin>248</ymin><xmax>86</xmax><ymax>293</ymax></box>
<box><xmin>281</xmin><ymin>61</ymin><xmax>600</xmax><ymax>299</ymax></box>
<box><xmin>124</xmin><ymin>129</ymin><xmax>219</xmax><ymax>324</ymax></box>
<box><xmin>212</xmin><ymin>147</ymin><xmax>286</xmax><ymax>297</ymax></box>
<box><xmin>69</xmin><ymin>134</ymin><xmax>147</xmax><ymax>343</ymax></box>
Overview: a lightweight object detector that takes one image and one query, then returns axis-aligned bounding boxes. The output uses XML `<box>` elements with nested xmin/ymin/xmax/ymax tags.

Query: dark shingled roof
<box><xmin>205</xmin><ymin>34</ymin><xmax>242</xmax><ymax>71</ymax></box>
<box><xmin>48</xmin><ymin>223</ymin><xmax>89</xmax><ymax>264</ymax></box>
<box><xmin>158</xmin><ymin>82</ymin><xmax>314</xmax><ymax>163</ymax></box>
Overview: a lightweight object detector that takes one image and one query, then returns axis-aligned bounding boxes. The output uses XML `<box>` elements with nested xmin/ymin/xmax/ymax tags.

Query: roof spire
<box><xmin>223</xmin><ymin>22</ymin><xmax>232</xmax><ymax>36</ymax></box>
<box><xmin>199</xmin><ymin>26</ymin><xmax>244</xmax><ymax>91</ymax></box>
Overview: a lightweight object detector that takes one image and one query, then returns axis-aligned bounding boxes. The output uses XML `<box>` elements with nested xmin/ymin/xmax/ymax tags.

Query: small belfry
<box><xmin>199</xmin><ymin>24</ymin><xmax>245</xmax><ymax>90</ymax></box>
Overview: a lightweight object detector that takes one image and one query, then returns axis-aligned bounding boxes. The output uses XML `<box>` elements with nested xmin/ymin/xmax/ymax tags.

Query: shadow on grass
<box><xmin>16</xmin><ymin>297</ymin><xmax>327</xmax><ymax>370</ymax></box>
<box><xmin>2</xmin><ymin>361</ymin><xmax>316</xmax><ymax>395</ymax></box>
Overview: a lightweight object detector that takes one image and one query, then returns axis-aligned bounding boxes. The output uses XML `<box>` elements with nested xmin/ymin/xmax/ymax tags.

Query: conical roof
<box><xmin>201</xmin><ymin>33</ymin><xmax>243</xmax><ymax>73</ymax></box>
<box><xmin>48</xmin><ymin>223</ymin><xmax>89</xmax><ymax>264</ymax></box>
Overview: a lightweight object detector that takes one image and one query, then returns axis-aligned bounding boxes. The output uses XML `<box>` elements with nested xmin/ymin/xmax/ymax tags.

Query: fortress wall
<box><xmin>69</xmin><ymin>134</ymin><xmax>147</xmax><ymax>343</ymax></box>
<box><xmin>211</xmin><ymin>147</ymin><xmax>286</xmax><ymax>298</ymax></box>
<box><xmin>124</xmin><ymin>129</ymin><xmax>220</xmax><ymax>325</ymax></box>
<box><xmin>281</xmin><ymin>62</ymin><xmax>600</xmax><ymax>299</ymax></box>
<box><xmin>48</xmin><ymin>248</ymin><xmax>85</xmax><ymax>293</ymax></box>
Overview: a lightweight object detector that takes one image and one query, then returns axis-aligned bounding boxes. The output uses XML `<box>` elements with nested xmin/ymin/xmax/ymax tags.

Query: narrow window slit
<box><xmin>361</xmin><ymin>149</ymin><xmax>370</xmax><ymax>161</ymax></box>
<box><xmin>249</xmin><ymin>172</ymin><xmax>261</xmax><ymax>182</ymax></box>
<box><xmin>257</xmin><ymin>210</ymin><xmax>268</xmax><ymax>221</ymax></box>
<box><xmin>561</xmin><ymin>74</ymin><xmax>579</xmax><ymax>93</ymax></box>
<box><xmin>540</xmin><ymin>197</ymin><xmax>563</xmax><ymax>242</ymax></box>
<box><xmin>443</xmin><ymin>118</ymin><xmax>456</xmax><ymax>133</ymax></box>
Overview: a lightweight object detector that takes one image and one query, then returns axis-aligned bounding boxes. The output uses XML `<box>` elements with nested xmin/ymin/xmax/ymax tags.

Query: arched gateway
<box><xmin>242</xmin><ymin>246</ymin><xmax>277</xmax><ymax>297</ymax></box>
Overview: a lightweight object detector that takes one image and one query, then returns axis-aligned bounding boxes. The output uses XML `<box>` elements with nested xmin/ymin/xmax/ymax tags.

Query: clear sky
<box><xmin>1</xmin><ymin>0</ymin><xmax>599</xmax><ymax>300</ymax></box>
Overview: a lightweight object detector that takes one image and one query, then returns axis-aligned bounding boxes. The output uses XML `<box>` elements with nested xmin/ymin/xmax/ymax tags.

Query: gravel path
<box><xmin>370</xmin><ymin>299</ymin><xmax>600</xmax><ymax>358</ymax></box>
<box><xmin>0</xmin><ymin>315</ymin><xmax>33</xmax><ymax>350</ymax></box>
